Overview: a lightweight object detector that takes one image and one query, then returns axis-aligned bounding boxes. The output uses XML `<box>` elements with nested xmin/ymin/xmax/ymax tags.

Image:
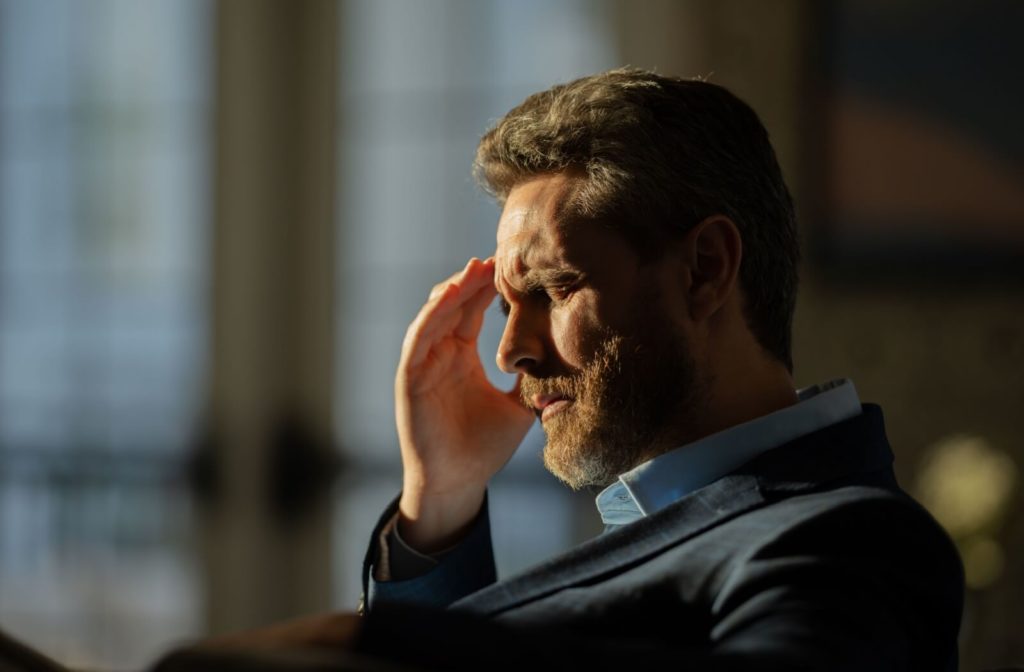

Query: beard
<box><xmin>520</xmin><ymin>324</ymin><xmax>705</xmax><ymax>490</ymax></box>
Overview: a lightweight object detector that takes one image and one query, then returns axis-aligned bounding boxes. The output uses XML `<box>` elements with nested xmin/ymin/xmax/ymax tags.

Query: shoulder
<box><xmin>712</xmin><ymin>485</ymin><xmax>964</xmax><ymax>645</ymax></box>
<box><xmin>745</xmin><ymin>485</ymin><xmax>957</xmax><ymax>553</ymax></box>
<box><xmin>681</xmin><ymin>485</ymin><xmax>965</xmax><ymax>670</ymax></box>
<box><xmin>721</xmin><ymin>485</ymin><xmax>963</xmax><ymax>580</ymax></box>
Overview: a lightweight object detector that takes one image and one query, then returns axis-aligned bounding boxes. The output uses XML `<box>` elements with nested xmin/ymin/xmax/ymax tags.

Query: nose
<box><xmin>495</xmin><ymin>304</ymin><xmax>545</xmax><ymax>374</ymax></box>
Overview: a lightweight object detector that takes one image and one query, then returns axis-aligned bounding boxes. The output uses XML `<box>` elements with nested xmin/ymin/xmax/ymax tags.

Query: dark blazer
<box><xmin>356</xmin><ymin>405</ymin><xmax>964</xmax><ymax>671</ymax></box>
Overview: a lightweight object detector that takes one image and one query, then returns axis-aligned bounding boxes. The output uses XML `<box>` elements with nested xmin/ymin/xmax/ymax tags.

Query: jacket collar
<box><xmin>453</xmin><ymin>404</ymin><xmax>895</xmax><ymax>617</ymax></box>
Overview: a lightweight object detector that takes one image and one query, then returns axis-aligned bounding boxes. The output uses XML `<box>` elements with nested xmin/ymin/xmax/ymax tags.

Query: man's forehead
<box><xmin>495</xmin><ymin>206</ymin><xmax>566</xmax><ymax>278</ymax></box>
<box><xmin>496</xmin><ymin>174</ymin><xmax>577</xmax><ymax>240</ymax></box>
<box><xmin>496</xmin><ymin>204</ymin><xmax>534</xmax><ymax>245</ymax></box>
<box><xmin>495</xmin><ymin>220</ymin><xmax>547</xmax><ymax>279</ymax></box>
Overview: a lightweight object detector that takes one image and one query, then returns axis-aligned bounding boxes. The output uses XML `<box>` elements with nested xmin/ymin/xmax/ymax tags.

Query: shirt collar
<box><xmin>596</xmin><ymin>378</ymin><xmax>862</xmax><ymax>526</ymax></box>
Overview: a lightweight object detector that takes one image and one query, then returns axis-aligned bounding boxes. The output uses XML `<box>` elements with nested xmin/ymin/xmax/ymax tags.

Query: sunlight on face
<box><xmin>495</xmin><ymin>173</ymin><xmax>703</xmax><ymax>488</ymax></box>
<box><xmin>520</xmin><ymin>321</ymin><xmax>701</xmax><ymax>489</ymax></box>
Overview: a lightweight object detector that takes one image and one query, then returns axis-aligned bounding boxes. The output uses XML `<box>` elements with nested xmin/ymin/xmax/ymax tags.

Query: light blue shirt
<box><xmin>596</xmin><ymin>379</ymin><xmax>862</xmax><ymax>526</ymax></box>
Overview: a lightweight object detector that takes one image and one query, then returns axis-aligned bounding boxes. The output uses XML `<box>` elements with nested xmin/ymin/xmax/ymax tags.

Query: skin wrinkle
<box><xmin>496</xmin><ymin>268</ymin><xmax>586</xmax><ymax>317</ymax></box>
<box><xmin>494</xmin><ymin>173</ymin><xmax>708</xmax><ymax>489</ymax></box>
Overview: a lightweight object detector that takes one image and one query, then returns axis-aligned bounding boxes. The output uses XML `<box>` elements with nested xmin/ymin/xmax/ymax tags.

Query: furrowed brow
<box><xmin>521</xmin><ymin>268</ymin><xmax>583</xmax><ymax>291</ymax></box>
<box><xmin>496</xmin><ymin>268</ymin><xmax>583</xmax><ymax>316</ymax></box>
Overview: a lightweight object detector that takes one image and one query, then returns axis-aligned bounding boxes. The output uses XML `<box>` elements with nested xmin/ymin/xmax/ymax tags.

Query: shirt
<box><xmin>596</xmin><ymin>378</ymin><xmax>862</xmax><ymax>526</ymax></box>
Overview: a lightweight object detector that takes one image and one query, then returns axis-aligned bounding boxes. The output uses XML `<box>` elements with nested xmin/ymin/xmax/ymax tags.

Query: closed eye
<box><xmin>545</xmin><ymin>285</ymin><xmax>573</xmax><ymax>302</ymax></box>
<box><xmin>497</xmin><ymin>269</ymin><xmax>583</xmax><ymax>317</ymax></box>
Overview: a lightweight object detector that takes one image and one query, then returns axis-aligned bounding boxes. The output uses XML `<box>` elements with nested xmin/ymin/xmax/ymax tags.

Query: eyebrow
<box><xmin>497</xmin><ymin>267</ymin><xmax>584</xmax><ymax>315</ymax></box>
<box><xmin>522</xmin><ymin>268</ymin><xmax>583</xmax><ymax>290</ymax></box>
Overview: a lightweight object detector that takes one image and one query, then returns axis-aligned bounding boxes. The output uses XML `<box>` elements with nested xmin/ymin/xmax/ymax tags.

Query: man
<box><xmin>160</xmin><ymin>68</ymin><xmax>964</xmax><ymax>672</ymax></box>
<box><xmin>352</xmin><ymin>68</ymin><xmax>964</xmax><ymax>670</ymax></box>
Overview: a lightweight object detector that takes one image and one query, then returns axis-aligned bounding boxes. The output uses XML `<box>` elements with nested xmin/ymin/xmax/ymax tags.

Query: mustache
<box><xmin>516</xmin><ymin>335</ymin><xmax>625</xmax><ymax>410</ymax></box>
<box><xmin>519</xmin><ymin>373</ymin><xmax>584</xmax><ymax>409</ymax></box>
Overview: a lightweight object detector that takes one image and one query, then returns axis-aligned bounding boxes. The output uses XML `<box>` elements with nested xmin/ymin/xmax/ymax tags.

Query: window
<box><xmin>0</xmin><ymin>1</ymin><xmax>212</xmax><ymax>667</ymax></box>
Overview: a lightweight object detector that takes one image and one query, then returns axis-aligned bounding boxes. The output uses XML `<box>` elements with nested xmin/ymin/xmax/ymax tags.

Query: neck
<box><xmin>647</xmin><ymin>350</ymin><xmax>798</xmax><ymax>463</ymax></box>
<box><xmin>703</xmin><ymin>362</ymin><xmax>799</xmax><ymax>436</ymax></box>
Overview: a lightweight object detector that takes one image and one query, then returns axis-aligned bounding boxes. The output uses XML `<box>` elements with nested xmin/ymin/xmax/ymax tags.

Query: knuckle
<box><xmin>430</xmin><ymin>279</ymin><xmax>456</xmax><ymax>299</ymax></box>
<box><xmin>403</xmin><ymin>316</ymin><xmax>424</xmax><ymax>346</ymax></box>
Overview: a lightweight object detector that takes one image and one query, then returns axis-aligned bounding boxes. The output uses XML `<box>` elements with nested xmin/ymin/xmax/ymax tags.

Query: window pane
<box><xmin>0</xmin><ymin>0</ymin><xmax>212</xmax><ymax>667</ymax></box>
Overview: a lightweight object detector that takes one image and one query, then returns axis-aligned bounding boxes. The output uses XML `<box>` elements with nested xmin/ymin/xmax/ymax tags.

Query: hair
<box><xmin>473</xmin><ymin>67</ymin><xmax>800</xmax><ymax>373</ymax></box>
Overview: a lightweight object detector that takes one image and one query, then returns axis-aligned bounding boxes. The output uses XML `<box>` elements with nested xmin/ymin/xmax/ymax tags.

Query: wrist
<box><xmin>398</xmin><ymin>485</ymin><xmax>486</xmax><ymax>554</ymax></box>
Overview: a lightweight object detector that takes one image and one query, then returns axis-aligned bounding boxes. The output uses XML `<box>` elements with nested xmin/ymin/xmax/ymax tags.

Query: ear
<box><xmin>681</xmin><ymin>215</ymin><xmax>742</xmax><ymax>323</ymax></box>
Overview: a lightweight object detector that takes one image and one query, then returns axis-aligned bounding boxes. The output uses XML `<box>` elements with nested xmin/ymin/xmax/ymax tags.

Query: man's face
<box><xmin>494</xmin><ymin>173</ymin><xmax>706</xmax><ymax>489</ymax></box>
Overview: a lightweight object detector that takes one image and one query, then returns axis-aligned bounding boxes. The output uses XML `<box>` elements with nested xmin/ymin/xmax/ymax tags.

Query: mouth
<box><xmin>532</xmin><ymin>393</ymin><xmax>573</xmax><ymax>422</ymax></box>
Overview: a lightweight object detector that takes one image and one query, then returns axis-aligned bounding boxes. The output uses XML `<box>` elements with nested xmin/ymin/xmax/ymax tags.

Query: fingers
<box><xmin>421</xmin><ymin>258</ymin><xmax>494</xmax><ymax>337</ymax></box>
<box><xmin>454</xmin><ymin>280</ymin><xmax>497</xmax><ymax>341</ymax></box>
<box><xmin>403</xmin><ymin>283</ymin><xmax>459</xmax><ymax>369</ymax></box>
<box><xmin>403</xmin><ymin>257</ymin><xmax>496</xmax><ymax>369</ymax></box>
<box><xmin>428</xmin><ymin>257</ymin><xmax>493</xmax><ymax>300</ymax></box>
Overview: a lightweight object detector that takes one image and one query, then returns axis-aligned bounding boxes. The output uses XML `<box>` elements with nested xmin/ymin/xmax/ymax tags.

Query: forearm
<box><xmin>364</xmin><ymin>493</ymin><xmax>498</xmax><ymax>612</ymax></box>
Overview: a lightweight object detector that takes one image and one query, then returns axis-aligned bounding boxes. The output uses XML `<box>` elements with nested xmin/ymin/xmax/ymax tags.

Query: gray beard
<box><xmin>523</xmin><ymin>330</ymin><xmax>705</xmax><ymax>490</ymax></box>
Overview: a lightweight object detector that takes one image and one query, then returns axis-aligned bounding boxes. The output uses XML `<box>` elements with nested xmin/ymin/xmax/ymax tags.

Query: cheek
<box><xmin>550</xmin><ymin>300</ymin><xmax>604</xmax><ymax>370</ymax></box>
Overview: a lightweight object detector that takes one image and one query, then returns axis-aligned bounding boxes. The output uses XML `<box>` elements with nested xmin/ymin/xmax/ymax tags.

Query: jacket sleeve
<box><xmin>361</xmin><ymin>493</ymin><xmax>498</xmax><ymax>612</ymax></box>
<box><xmin>355</xmin><ymin>495</ymin><xmax>964</xmax><ymax>672</ymax></box>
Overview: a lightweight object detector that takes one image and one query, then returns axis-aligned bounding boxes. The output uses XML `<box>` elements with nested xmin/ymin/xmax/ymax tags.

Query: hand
<box><xmin>395</xmin><ymin>257</ymin><xmax>534</xmax><ymax>552</ymax></box>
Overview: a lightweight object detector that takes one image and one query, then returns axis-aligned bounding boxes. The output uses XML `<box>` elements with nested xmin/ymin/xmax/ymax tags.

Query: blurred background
<box><xmin>0</xmin><ymin>0</ymin><xmax>1020</xmax><ymax>669</ymax></box>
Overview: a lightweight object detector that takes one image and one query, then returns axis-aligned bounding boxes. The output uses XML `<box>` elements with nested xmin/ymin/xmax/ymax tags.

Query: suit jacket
<box><xmin>356</xmin><ymin>405</ymin><xmax>964</xmax><ymax>671</ymax></box>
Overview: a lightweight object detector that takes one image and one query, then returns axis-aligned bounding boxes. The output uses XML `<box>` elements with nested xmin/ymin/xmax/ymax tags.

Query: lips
<box><xmin>532</xmin><ymin>393</ymin><xmax>573</xmax><ymax>421</ymax></box>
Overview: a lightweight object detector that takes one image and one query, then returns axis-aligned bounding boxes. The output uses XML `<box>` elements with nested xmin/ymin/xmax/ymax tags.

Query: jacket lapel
<box><xmin>454</xmin><ymin>472</ymin><xmax>766</xmax><ymax>616</ymax></box>
<box><xmin>454</xmin><ymin>404</ymin><xmax>895</xmax><ymax>617</ymax></box>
